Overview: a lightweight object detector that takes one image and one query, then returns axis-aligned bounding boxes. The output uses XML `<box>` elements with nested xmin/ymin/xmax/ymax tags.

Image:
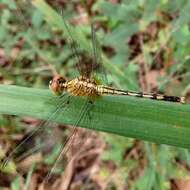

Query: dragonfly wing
<box><xmin>1</xmin><ymin>94</ymin><xmax>70</xmax><ymax>171</ymax></box>
<box><xmin>91</xmin><ymin>23</ymin><xmax>108</xmax><ymax>84</ymax></box>
<box><xmin>57</xmin><ymin>100</ymin><xmax>102</xmax><ymax>185</ymax></box>
<box><xmin>58</xmin><ymin>8</ymin><xmax>91</xmax><ymax>78</ymax></box>
<box><xmin>62</xmin><ymin>20</ymin><xmax>85</xmax><ymax>76</ymax></box>
<box><xmin>43</xmin><ymin>99</ymin><xmax>91</xmax><ymax>183</ymax></box>
<box><xmin>59</xmin><ymin>8</ymin><xmax>106</xmax><ymax>79</ymax></box>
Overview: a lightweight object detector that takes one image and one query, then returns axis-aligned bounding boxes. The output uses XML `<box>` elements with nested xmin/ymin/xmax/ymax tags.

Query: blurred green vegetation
<box><xmin>0</xmin><ymin>0</ymin><xmax>190</xmax><ymax>189</ymax></box>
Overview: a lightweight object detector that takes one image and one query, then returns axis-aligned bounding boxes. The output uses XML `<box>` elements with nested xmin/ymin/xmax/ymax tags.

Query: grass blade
<box><xmin>0</xmin><ymin>84</ymin><xmax>190</xmax><ymax>149</ymax></box>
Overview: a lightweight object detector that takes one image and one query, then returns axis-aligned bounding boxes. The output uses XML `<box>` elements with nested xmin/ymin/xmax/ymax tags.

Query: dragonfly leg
<box><xmin>86</xmin><ymin>99</ymin><xmax>94</xmax><ymax>120</ymax></box>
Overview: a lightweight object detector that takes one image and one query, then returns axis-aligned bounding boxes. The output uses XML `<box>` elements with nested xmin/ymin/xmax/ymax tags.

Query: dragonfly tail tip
<box><xmin>180</xmin><ymin>97</ymin><xmax>186</xmax><ymax>104</ymax></box>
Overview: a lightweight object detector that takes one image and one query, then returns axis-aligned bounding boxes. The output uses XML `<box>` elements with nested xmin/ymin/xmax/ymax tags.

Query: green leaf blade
<box><xmin>0</xmin><ymin>84</ymin><xmax>190</xmax><ymax>149</ymax></box>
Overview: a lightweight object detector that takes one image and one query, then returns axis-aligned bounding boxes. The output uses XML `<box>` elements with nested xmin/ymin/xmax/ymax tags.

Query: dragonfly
<box><xmin>1</xmin><ymin>1</ymin><xmax>186</xmax><ymax>186</ymax></box>
<box><xmin>49</xmin><ymin>8</ymin><xmax>186</xmax><ymax>104</ymax></box>
<box><xmin>49</xmin><ymin>25</ymin><xmax>185</xmax><ymax>103</ymax></box>
<box><xmin>50</xmin><ymin>72</ymin><xmax>185</xmax><ymax>103</ymax></box>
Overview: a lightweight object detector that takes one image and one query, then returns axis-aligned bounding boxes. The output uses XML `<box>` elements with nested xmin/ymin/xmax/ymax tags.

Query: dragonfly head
<box><xmin>49</xmin><ymin>75</ymin><xmax>66</xmax><ymax>96</ymax></box>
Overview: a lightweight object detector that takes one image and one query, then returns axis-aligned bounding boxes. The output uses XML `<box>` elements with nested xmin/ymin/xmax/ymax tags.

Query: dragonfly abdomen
<box><xmin>99</xmin><ymin>86</ymin><xmax>185</xmax><ymax>103</ymax></box>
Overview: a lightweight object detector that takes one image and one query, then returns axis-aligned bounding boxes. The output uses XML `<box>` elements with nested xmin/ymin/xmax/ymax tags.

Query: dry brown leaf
<box><xmin>170</xmin><ymin>178</ymin><xmax>190</xmax><ymax>190</ymax></box>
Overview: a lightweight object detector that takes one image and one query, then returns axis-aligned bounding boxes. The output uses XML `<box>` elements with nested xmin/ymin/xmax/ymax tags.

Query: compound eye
<box><xmin>58</xmin><ymin>77</ymin><xmax>66</xmax><ymax>84</ymax></box>
<box><xmin>58</xmin><ymin>79</ymin><xmax>63</xmax><ymax>85</ymax></box>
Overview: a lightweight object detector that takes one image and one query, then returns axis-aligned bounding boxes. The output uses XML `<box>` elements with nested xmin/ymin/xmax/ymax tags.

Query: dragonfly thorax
<box><xmin>66</xmin><ymin>76</ymin><xmax>99</xmax><ymax>97</ymax></box>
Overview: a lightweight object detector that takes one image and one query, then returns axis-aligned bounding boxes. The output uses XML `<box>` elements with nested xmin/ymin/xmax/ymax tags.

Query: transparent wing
<box><xmin>44</xmin><ymin>100</ymin><xmax>97</xmax><ymax>182</ymax></box>
<box><xmin>91</xmin><ymin>23</ymin><xmax>108</xmax><ymax>84</ymax></box>
<box><xmin>59</xmin><ymin>8</ymin><xmax>92</xmax><ymax>78</ymax></box>
<box><xmin>59</xmin><ymin>7</ymin><xmax>107</xmax><ymax>80</ymax></box>
<box><xmin>43</xmin><ymin>99</ymin><xmax>91</xmax><ymax>183</ymax></box>
<box><xmin>1</xmin><ymin>94</ymin><xmax>70</xmax><ymax>170</ymax></box>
